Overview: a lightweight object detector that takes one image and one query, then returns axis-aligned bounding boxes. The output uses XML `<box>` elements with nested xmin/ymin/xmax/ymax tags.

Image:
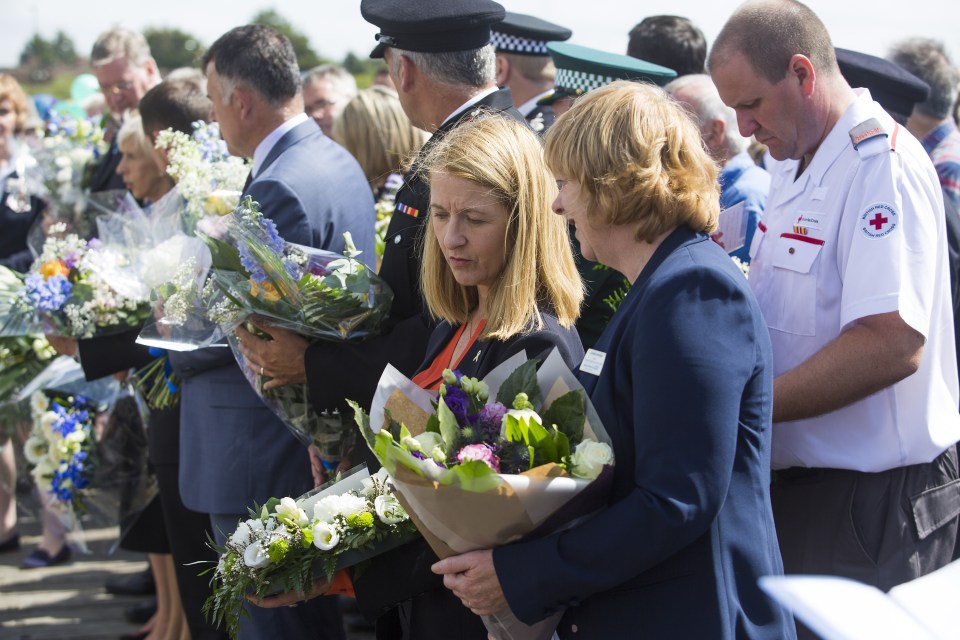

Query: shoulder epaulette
<box><xmin>849</xmin><ymin>118</ymin><xmax>888</xmax><ymax>149</ymax></box>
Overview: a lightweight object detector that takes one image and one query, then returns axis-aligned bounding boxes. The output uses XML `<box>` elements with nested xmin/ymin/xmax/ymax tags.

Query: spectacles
<box><xmin>100</xmin><ymin>80</ymin><xmax>134</xmax><ymax>95</ymax></box>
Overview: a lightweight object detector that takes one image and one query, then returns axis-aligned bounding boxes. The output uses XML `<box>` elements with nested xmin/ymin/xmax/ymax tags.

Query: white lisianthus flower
<box><xmin>374</xmin><ymin>494</ymin><xmax>407</xmax><ymax>525</ymax></box>
<box><xmin>40</xmin><ymin>413</ymin><xmax>58</xmax><ymax>441</ymax></box>
<box><xmin>243</xmin><ymin>542</ymin><xmax>271</xmax><ymax>568</ymax></box>
<box><xmin>24</xmin><ymin>435</ymin><xmax>47</xmax><ymax>464</ymax></box>
<box><xmin>274</xmin><ymin>497</ymin><xmax>309</xmax><ymax>528</ymax></box>
<box><xmin>311</xmin><ymin>521</ymin><xmax>340</xmax><ymax>551</ymax></box>
<box><xmin>414</xmin><ymin>431</ymin><xmax>443</xmax><ymax>453</ymax></box>
<box><xmin>30</xmin><ymin>393</ymin><xmax>49</xmax><ymax>417</ymax></box>
<box><xmin>33</xmin><ymin>457</ymin><xmax>56</xmax><ymax>479</ymax></box>
<box><xmin>65</xmin><ymin>429</ymin><xmax>86</xmax><ymax>445</ymax></box>
<box><xmin>313</xmin><ymin>493</ymin><xmax>368</xmax><ymax>523</ymax></box>
<box><xmin>569</xmin><ymin>440</ymin><xmax>614</xmax><ymax>480</ymax></box>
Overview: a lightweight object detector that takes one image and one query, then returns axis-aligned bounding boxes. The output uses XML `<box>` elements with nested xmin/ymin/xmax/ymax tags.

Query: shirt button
<box><xmin>394</xmin><ymin>235</ymin><xmax>401</xmax><ymax>244</ymax></box>
<box><xmin>788</xmin><ymin>247</ymin><xmax>795</xmax><ymax>255</ymax></box>
<box><xmin>571</xmin><ymin>624</ymin><xmax>579</xmax><ymax>633</ymax></box>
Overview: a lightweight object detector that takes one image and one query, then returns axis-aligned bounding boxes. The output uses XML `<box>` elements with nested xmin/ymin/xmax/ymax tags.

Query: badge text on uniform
<box><xmin>860</xmin><ymin>202</ymin><xmax>898</xmax><ymax>239</ymax></box>
<box><xmin>580</xmin><ymin>349</ymin><xmax>606</xmax><ymax>376</ymax></box>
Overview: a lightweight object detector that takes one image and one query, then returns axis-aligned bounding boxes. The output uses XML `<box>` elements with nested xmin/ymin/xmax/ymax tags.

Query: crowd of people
<box><xmin>2</xmin><ymin>0</ymin><xmax>960</xmax><ymax>638</ymax></box>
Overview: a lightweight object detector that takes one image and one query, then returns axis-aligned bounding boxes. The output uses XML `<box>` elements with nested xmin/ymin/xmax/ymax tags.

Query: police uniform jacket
<box><xmin>304</xmin><ymin>88</ymin><xmax>526</xmax><ymax>416</ymax></box>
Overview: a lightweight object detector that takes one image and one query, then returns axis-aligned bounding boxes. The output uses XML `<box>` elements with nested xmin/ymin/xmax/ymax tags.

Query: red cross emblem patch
<box><xmin>860</xmin><ymin>202</ymin><xmax>898</xmax><ymax>239</ymax></box>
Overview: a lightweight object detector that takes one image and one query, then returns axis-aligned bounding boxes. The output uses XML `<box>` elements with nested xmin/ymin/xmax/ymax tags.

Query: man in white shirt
<box><xmin>709</xmin><ymin>0</ymin><xmax>960</xmax><ymax>609</ymax></box>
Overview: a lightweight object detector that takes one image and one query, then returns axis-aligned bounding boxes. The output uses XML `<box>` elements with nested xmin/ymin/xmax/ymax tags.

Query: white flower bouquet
<box><xmin>203</xmin><ymin>465</ymin><xmax>418</xmax><ymax>639</ymax></box>
<box><xmin>154</xmin><ymin>120</ymin><xmax>249</xmax><ymax>233</ymax></box>
<box><xmin>4</xmin><ymin>222</ymin><xmax>154</xmax><ymax>339</ymax></box>
<box><xmin>348</xmin><ymin>348</ymin><xmax>615</xmax><ymax>640</ymax></box>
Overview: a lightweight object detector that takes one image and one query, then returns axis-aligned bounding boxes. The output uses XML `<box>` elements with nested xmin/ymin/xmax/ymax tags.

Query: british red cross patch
<box><xmin>860</xmin><ymin>202</ymin><xmax>898</xmax><ymax>239</ymax></box>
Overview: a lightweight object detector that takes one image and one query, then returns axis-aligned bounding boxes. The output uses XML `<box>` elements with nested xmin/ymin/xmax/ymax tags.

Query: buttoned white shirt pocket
<box><xmin>767</xmin><ymin>233</ymin><xmax>824</xmax><ymax>336</ymax></box>
<box><xmin>748</xmin><ymin>221</ymin><xmax>767</xmax><ymax>261</ymax></box>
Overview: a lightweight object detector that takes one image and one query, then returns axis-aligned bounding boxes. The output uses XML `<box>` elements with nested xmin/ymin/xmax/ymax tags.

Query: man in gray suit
<box><xmin>170</xmin><ymin>25</ymin><xmax>374</xmax><ymax>640</ymax></box>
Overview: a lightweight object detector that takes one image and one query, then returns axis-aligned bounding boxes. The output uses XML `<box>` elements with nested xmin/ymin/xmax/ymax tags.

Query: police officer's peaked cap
<box><xmin>491</xmin><ymin>12</ymin><xmax>572</xmax><ymax>56</ymax></box>
<box><xmin>835</xmin><ymin>47</ymin><xmax>930</xmax><ymax>123</ymax></box>
<box><xmin>539</xmin><ymin>42</ymin><xmax>677</xmax><ymax>105</ymax></box>
<box><xmin>361</xmin><ymin>0</ymin><xmax>506</xmax><ymax>59</ymax></box>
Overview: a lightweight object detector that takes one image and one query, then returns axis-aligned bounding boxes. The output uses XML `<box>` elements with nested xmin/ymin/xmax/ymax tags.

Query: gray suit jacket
<box><xmin>171</xmin><ymin>119</ymin><xmax>375</xmax><ymax>514</ymax></box>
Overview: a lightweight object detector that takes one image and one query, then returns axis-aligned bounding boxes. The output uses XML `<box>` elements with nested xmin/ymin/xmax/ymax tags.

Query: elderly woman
<box><xmin>434</xmin><ymin>82</ymin><xmax>795</xmax><ymax>639</ymax></box>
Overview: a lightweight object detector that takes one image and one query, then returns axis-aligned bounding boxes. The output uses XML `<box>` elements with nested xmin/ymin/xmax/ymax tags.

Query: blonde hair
<box><xmin>420</xmin><ymin>115</ymin><xmax>583</xmax><ymax>340</ymax></box>
<box><xmin>332</xmin><ymin>86</ymin><xmax>427</xmax><ymax>190</ymax></box>
<box><xmin>0</xmin><ymin>74</ymin><xmax>29</xmax><ymax>134</ymax></box>
<box><xmin>545</xmin><ymin>80</ymin><xmax>719</xmax><ymax>241</ymax></box>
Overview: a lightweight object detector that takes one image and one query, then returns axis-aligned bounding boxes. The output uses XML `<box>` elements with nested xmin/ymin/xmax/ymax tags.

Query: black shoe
<box><xmin>20</xmin><ymin>545</ymin><xmax>71</xmax><ymax>569</ymax></box>
<box><xmin>106</xmin><ymin>567</ymin><xmax>156</xmax><ymax>596</ymax></box>
<box><xmin>124</xmin><ymin>598</ymin><xmax>157</xmax><ymax>625</ymax></box>
<box><xmin>0</xmin><ymin>533</ymin><xmax>19</xmax><ymax>554</ymax></box>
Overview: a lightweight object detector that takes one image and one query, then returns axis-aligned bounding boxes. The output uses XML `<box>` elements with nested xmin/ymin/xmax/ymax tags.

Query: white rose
<box><xmin>311</xmin><ymin>521</ymin><xmax>340</xmax><ymax>551</ymax></box>
<box><xmin>374</xmin><ymin>494</ymin><xmax>407</xmax><ymax>525</ymax></box>
<box><xmin>274</xmin><ymin>497</ymin><xmax>309</xmax><ymax>528</ymax></box>
<box><xmin>570</xmin><ymin>440</ymin><xmax>614</xmax><ymax>480</ymax></box>
<box><xmin>242</xmin><ymin>542</ymin><xmax>271</xmax><ymax>568</ymax></box>
<box><xmin>40</xmin><ymin>412</ymin><xmax>59</xmax><ymax>440</ymax></box>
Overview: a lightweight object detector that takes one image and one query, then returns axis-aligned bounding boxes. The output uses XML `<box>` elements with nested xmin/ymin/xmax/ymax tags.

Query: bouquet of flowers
<box><xmin>348</xmin><ymin>349</ymin><xmax>615</xmax><ymax>640</ymax></box>
<box><xmin>4</xmin><ymin>224</ymin><xmax>154</xmax><ymax>338</ymax></box>
<box><xmin>155</xmin><ymin>120</ymin><xmax>249</xmax><ymax>233</ymax></box>
<box><xmin>192</xmin><ymin>197</ymin><xmax>391</xmax><ymax>465</ymax></box>
<box><xmin>0</xmin><ymin>335</ymin><xmax>56</xmax><ymax>404</ymax></box>
<box><xmin>22</xmin><ymin>390</ymin><xmax>97</xmax><ymax>514</ymax></box>
<box><xmin>204</xmin><ymin>466</ymin><xmax>418</xmax><ymax>639</ymax></box>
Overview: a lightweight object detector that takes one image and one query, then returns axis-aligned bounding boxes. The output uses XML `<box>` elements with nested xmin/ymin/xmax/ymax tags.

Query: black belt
<box><xmin>772</xmin><ymin>466</ymin><xmax>851</xmax><ymax>483</ymax></box>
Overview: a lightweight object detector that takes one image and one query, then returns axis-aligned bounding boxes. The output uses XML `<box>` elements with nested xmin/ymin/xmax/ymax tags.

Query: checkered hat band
<box><xmin>491</xmin><ymin>31</ymin><xmax>549</xmax><ymax>54</ymax></box>
<box><xmin>554</xmin><ymin>68</ymin><xmax>616</xmax><ymax>93</ymax></box>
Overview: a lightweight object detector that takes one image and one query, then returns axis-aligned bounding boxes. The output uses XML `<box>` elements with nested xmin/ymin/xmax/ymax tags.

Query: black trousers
<box><xmin>772</xmin><ymin>445</ymin><xmax>960</xmax><ymax>639</ymax></box>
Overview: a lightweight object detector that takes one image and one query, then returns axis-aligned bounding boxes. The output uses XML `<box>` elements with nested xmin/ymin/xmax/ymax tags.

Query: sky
<box><xmin>1</xmin><ymin>0</ymin><xmax>957</xmax><ymax>72</ymax></box>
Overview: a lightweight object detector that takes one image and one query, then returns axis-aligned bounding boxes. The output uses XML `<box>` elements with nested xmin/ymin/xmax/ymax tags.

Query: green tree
<box><xmin>19</xmin><ymin>31</ymin><xmax>77</xmax><ymax>68</ymax></box>
<box><xmin>144</xmin><ymin>27</ymin><xmax>204</xmax><ymax>71</ymax></box>
<box><xmin>251</xmin><ymin>9</ymin><xmax>326</xmax><ymax>70</ymax></box>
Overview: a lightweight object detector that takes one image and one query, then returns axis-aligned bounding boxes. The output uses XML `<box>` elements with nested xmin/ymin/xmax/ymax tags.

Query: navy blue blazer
<box><xmin>493</xmin><ymin>227</ymin><xmax>795</xmax><ymax>639</ymax></box>
<box><xmin>170</xmin><ymin>119</ymin><xmax>375</xmax><ymax>515</ymax></box>
<box><xmin>0</xmin><ymin>172</ymin><xmax>43</xmax><ymax>272</ymax></box>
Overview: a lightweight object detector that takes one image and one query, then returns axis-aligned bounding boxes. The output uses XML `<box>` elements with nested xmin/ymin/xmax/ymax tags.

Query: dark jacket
<box><xmin>304</xmin><ymin>89</ymin><xmax>526</xmax><ymax>416</ymax></box>
<box><xmin>494</xmin><ymin>227</ymin><xmax>795</xmax><ymax>640</ymax></box>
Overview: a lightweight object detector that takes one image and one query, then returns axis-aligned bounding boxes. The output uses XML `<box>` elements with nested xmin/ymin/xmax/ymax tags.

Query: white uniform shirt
<box><xmin>749</xmin><ymin>90</ymin><xmax>960</xmax><ymax>472</ymax></box>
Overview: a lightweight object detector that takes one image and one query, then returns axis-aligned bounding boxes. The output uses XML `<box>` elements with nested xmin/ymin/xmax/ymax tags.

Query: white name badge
<box><xmin>580</xmin><ymin>349</ymin><xmax>606</xmax><ymax>376</ymax></box>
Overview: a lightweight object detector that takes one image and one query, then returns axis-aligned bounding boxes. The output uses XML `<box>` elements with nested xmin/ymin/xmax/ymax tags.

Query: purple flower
<box><xmin>477</xmin><ymin>402</ymin><xmax>507</xmax><ymax>436</ymax></box>
<box><xmin>443</xmin><ymin>386</ymin><xmax>471</xmax><ymax>425</ymax></box>
<box><xmin>456</xmin><ymin>444</ymin><xmax>500</xmax><ymax>472</ymax></box>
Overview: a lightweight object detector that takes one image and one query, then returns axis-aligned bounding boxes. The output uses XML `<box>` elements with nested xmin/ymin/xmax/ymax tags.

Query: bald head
<box><xmin>709</xmin><ymin>0</ymin><xmax>839</xmax><ymax>83</ymax></box>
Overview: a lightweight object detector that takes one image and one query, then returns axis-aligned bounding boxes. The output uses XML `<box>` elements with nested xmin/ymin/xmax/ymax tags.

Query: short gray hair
<box><xmin>392</xmin><ymin>45</ymin><xmax>496</xmax><ymax>88</ymax></box>
<box><xmin>91</xmin><ymin>28</ymin><xmax>152</xmax><ymax>67</ymax></box>
<box><xmin>303</xmin><ymin>64</ymin><xmax>358</xmax><ymax>97</ymax></box>
<box><xmin>665</xmin><ymin>74</ymin><xmax>748</xmax><ymax>155</ymax></box>
<box><xmin>889</xmin><ymin>38</ymin><xmax>960</xmax><ymax>120</ymax></box>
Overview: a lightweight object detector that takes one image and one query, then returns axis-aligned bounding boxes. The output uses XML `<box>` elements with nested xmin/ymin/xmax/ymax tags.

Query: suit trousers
<box><xmin>772</xmin><ymin>445</ymin><xmax>960</xmax><ymax>639</ymax></box>
<box><xmin>210</xmin><ymin>512</ymin><xmax>346</xmax><ymax>640</ymax></box>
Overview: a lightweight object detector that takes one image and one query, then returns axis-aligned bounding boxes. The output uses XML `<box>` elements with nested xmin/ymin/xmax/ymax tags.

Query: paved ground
<box><xmin>0</xmin><ymin>508</ymin><xmax>376</xmax><ymax>639</ymax></box>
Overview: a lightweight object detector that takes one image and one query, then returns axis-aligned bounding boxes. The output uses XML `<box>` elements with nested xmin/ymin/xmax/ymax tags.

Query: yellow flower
<box><xmin>39</xmin><ymin>260</ymin><xmax>69</xmax><ymax>280</ymax></box>
<box><xmin>249</xmin><ymin>280</ymin><xmax>281</xmax><ymax>302</ymax></box>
